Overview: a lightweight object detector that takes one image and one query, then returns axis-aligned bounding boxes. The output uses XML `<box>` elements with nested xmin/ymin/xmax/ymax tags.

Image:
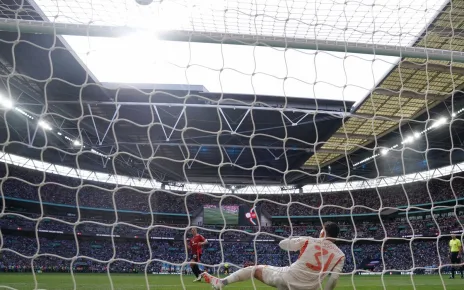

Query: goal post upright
<box><xmin>1</xmin><ymin>18</ymin><xmax>464</xmax><ymax>62</ymax></box>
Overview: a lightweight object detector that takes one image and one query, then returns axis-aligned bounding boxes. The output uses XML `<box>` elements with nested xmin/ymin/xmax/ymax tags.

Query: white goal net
<box><xmin>0</xmin><ymin>0</ymin><xmax>464</xmax><ymax>289</ymax></box>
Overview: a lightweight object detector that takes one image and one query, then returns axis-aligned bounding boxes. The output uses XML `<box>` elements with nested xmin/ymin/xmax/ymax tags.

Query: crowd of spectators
<box><xmin>1</xmin><ymin>212</ymin><xmax>463</xmax><ymax>240</ymax></box>
<box><xmin>0</xmin><ymin>234</ymin><xmax>455</xmax><ymax>274</ymax></box>
<box><xmin>2</xmin><ymin>166</ymin><xmax>464</xmax><ymax>216</ymax></box>
<box><xmin>1</xmin><ymin>165</ymin><xmax>464</xmax><ymax>275</ymax></box>
<box><xmin>1</xmin><ymin>212</ymin><xmax>463</xmax><ymax>275</ymax></box>
<box><xmin>0</xmin><ymin>214</ymin><xmax>462</xmax><ymax>242</ymax></box>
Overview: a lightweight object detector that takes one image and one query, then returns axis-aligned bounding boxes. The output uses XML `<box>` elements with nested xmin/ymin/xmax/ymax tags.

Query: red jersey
<box><xmin>190</xmin><ymin>234</ymin><xmax>206</xmax><ymax>255</ymax></box>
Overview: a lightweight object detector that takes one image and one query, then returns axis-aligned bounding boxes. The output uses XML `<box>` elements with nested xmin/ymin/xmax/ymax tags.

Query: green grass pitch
<box><xmin>0</xmin><ymin>273</ymin><xmax>463</xmax><ymax>289</ymax></box>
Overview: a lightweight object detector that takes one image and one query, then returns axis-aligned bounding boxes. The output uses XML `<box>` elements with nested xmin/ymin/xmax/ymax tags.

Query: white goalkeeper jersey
<box><xmin>279</xmin><ymin>237</ymin><xmax>345</xmax><ymax>289</ymax></box>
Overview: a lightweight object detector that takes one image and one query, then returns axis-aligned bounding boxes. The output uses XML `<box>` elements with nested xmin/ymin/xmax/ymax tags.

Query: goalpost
<box><xmin>0</xmin><ymin>0</ymin><xmax>464</xmax><ymax>289</ymax></box>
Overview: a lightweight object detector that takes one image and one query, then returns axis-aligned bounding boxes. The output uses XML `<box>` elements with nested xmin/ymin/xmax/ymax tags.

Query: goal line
<box><xmin>1</xmin><ymin>18</ymin><xmax>464</xmax><ymax>62</ymax></box>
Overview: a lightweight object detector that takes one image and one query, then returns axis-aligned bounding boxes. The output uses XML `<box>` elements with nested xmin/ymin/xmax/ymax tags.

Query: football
<box><xmin>135</xmin><ymin>0</ymin><xmax>153</xmax><ymax>5</ymax></box>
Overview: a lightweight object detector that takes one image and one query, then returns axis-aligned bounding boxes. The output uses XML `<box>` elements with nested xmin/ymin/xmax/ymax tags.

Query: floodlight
<box><xmin>0</xmin><ymin>96</ymin><xmax>13</xmax><ymax>109</ymax></box>
<box><xmin>452</xmin><ymin>113</ymin><xmax>457</xmax><ymax>117</ymax></box>
<box><xmin>403</xmin><ymin>136</ymin><xmax>414</xmax><ymax>144</ymax></box>
<box><xmin>38</xmin><ymin>120</ymin><xmax>52</xmax><ymax>131</ymax></box>
<box><xmin>413</xmin><ymin>132</ymin><xmax>420</xmax><ymax>139</ymax></box>
<box><xmin>381</xmin><ymin>149</ymin><xmax>388</xmax><ymax>155</ymax></box>
<box><xmin>14</xmin><ymin>107</ymin><xmax>33</xmax><ymax>119</ymax></box>
<box><xmin>73</xmin><ymin>140</ymin><xmax>81</xmax><ymax>146</ymax></box>
<box><xmin>438</xmin><ymin>117</ymin><xmax>447</xmax><ymax>126</ymax></box>
<box><xmin>91</xmin><ymin>149</ymin><xmax>110</xmax><ymax>159</ymax></box>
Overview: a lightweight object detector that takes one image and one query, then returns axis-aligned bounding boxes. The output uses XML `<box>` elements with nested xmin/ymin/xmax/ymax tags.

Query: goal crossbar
<box><xmin>1</xmin><ymin>18</ymin><xmax>464</xmax><ymax>62</ymax></box>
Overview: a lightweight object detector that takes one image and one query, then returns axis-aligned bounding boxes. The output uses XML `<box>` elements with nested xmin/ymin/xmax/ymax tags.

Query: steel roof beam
<box><xmin>99</xmin><ymin>104</ymin><xmax>121</xmax><ymax>145</ymax></box>
<box><xmin>301</xmin><ymin>165</ymin><xmax>320</xmax><ymax>170</ymax></box>
<box><xmin>95</xmin><ymin>141</ymin><xmax>347</xmax><ymax>154</ymax></box>
<box><xmin>153</xmin><ymin>105</ymin><xmax>169</xmax><ymax>141</ymax></box>
<box><xmin>399</xmin><ymin>60</ymin><xmax>464</xmax><ymax>75</ymax></box>
<box><xmin>3</xmin><ymin>19</ymin><xmax>464</xmax><ymax>62</ymax></box>
<box><xmin>373</xmin><ymin>88</ymin><xmax>446</xmax><ymax>101</ymax></box>
<box><xmin>233</xmin><ymin>147</ymin><xmax>246</xmax><ymax>164</ymax></box>
<box><xmin>87</xmin><ymin>104</ymin><xmax>102</xmax><ymax>145</ymax></box>
<box><xmin>187</xmin><ymin>146</ymin><xmax>202</xmax><ymax>169</ymax></box>
<box><xmin>48</xmin><ymin>101</ymin><xmax>412</xmax><ymax>122</ymax></box>
<box><xmin>266</xmin><ymin>148</ymin><xmax>289</xmax><ymax>160</ymax></box>
<box><xmin>331</xmin><ymin>133</ymin><xmax>377</xmax><ymax>140</ymax></box>
<box><xmin>429</xmin><ymin>25</ymin><xmax>464</xmax><ymax>38</ymax></box>
<box><xmin>49</xmin><ymin>100</ymin><xmax>347</xmax><ymax>116</ymax></box>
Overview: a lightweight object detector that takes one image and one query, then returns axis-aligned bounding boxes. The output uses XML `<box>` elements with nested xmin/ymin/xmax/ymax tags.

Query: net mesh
<box><xmin>0</xmin><ymin>0</ymin><xmax>463</xmax><ymax>289</ymax></box>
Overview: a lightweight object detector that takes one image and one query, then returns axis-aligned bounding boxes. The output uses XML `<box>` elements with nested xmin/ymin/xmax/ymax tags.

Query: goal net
<box><xmin>0</xmin><ymin>0</ymin><xmax>464</xmax><ymax>289</ymax></box>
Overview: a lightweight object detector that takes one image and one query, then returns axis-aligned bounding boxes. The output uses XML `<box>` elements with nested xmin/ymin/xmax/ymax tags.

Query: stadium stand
<box><xmin>1</xmin><ymin>164</ymin><xmax>463</xmax><ymax>276</ymax></box>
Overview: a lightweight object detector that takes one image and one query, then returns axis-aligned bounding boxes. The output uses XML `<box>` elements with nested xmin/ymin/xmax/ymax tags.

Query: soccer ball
<box><xmin>135</xmin><ymin>0</ymin><xmax>153</xmax><ymax>5</ymax></box>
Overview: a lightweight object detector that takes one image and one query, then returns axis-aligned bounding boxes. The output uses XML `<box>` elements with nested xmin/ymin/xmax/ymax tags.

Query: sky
<box><xmin>33</xmin><ymin>0</ymin><xmax>448</xmax><ymax>103</ymax></box>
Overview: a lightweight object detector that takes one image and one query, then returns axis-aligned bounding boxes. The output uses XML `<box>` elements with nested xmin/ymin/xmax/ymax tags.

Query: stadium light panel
<box><xmin>429</xmin><ymin>117</ymin><xmax>447</xmax><ymax>129</ymax></box>
<box><xmin>38</xmin><ymin>120</ymin><xmax>52</xmax><ymax>131</ymax></box>
<box><xmin>452</xmin><ymin>113</ymin><xmax>456</xmax><ymax>117</ymax></box>
<box><xmin>355</xmin><ymin>123</ymin><xmax>438</xmax><ymax>167</ymax></box>
<box><xmin>73</xmin><ymin>140</ymin><xmax>82</xmax><ymax>146</ymax></box>
<box><xmin>0</xmin><ymin>96</ymin><xmax>13</xmax><ymax>109</ymax></box>
<box><xmin>437</xmin><ymin>117</ymin><xmax>447</xmax><ymax>127</ymax></box>
<box><xmin>91</xmin><ymin>149</ymin><xmax>111</xmax><ymax>159</ymax></box>
<box><xmin>14</xmin><ymin>108</ymin><xmax>34</xmax><ymax>119</ymax></box>
<box><xmin>402</xmin><ymin>136</ymin><xmax>414</xmax><ymax>144</ymax></box>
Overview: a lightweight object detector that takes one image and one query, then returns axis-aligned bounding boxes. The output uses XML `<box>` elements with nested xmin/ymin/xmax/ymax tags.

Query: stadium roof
<box><xmin>0</xmin><ymin>0</ymin><xmax>463</xmax><ymax>187</ymax></box>
<box><xmin>28</xmin><ymin>0</ymin><xmax>445</xmax><ymax>102</ymax></box>
<box><xmin>0</xmin><ymin>69</ymin><xmax>351</xmax><ymax>184</ymax></box>
<box><xmin>303</xmin><ymin>0</ymin><xmax>464</xmax><ymax>170</ymax></box>
<box><xmin>0</xmin><ymin>6</ymin><xmax>352</xmax><ymax>185</ymax></box>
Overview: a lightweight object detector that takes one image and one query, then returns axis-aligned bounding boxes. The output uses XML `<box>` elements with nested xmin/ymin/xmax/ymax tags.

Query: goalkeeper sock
<box><xmin>222</xmin><ymin>267</ymin><xmax>254</xmax><ymax>285</ymax></box>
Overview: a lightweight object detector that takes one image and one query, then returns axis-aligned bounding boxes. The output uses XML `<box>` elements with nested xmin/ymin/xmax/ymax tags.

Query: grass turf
<box><xmin>0</xmin><ymin>273</ymin><xmax>463</xmax><ymax>289</ymax></box>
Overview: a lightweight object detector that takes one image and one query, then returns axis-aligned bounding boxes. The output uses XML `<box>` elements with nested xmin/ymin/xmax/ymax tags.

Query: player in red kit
<box><xmin>189</xmin><ymin>227</ymin><xmax>208</xmax><ymax>282</ymax></box>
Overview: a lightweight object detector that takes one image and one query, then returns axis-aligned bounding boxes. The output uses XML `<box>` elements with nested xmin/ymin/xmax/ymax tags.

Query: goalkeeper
<box><xmin>224</xmin><ymin>263</ymin><xmax>230</xmax><ymax>275</ymax></box>
<box><xmin>203</xmin><ymin>222</ymin><xmax>345</xmax><ymax>290</ymax></box>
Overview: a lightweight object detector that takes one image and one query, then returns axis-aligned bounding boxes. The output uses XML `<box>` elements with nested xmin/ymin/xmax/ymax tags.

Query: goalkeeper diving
<box><xmin>203</xmin><ymin>222</ymin><xmax>345</xmax><ymax>290</ymax></box>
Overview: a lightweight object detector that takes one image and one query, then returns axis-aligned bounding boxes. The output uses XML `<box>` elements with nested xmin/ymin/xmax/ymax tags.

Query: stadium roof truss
<box><xmin>1</xmin><ymin>149</ymin><xmax>464</xmax><ymax>195</ymax></box>
<box><xmin>5</xmin><ymin>0</ymin><xmax>458</xmax><ymax>173</ymax></box>
<box><xmin>304</xmin><ymin>1</ymin><xmax>464</xmax><ymax>169</ymax></box>
<box><xmin>0</xmin><ymin>0</ymin><xmax>463</xmax><ymax>186</ymax></box>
